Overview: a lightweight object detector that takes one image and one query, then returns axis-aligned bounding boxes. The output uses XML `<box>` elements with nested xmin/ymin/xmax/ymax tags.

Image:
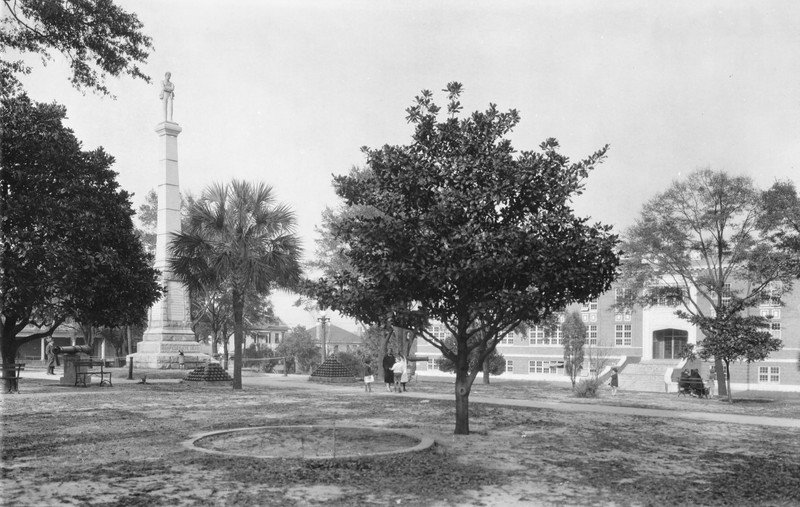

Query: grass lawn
<box><xmin>2</xmin><ymin>369</ymin><xmax>799</xmax><ymax>506</ymax></box>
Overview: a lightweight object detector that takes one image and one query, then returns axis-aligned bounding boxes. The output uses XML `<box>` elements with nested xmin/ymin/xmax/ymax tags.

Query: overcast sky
<box><xmin>17</xmin><ymin>0</ymin><xmax>800</xmax><ymax>331</ymax></box>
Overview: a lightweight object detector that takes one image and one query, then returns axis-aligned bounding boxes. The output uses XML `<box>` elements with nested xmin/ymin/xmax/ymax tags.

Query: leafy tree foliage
<box><xmin>561</xmin><ymin>311</ymin><xmax>586</xmax><ymax>389</ymax></box>
<box><xmin>306</xmin><ymin>83</ymin><xmax>620</xmax><ymax>434</ymax></box>
<box><xmin>303</xmin><ymin>199</ymin><xmax>409</xmax><ymax>358</ymax></box>
<box><xmin>620</xmin><ymin>169</ymin><xmax>796</xmax><ymax>398</ymax></box>
<box><xmin>438</xmin><ymin>335</ymin><xmax>506</xmax><ymax>380</ymax></box>
<box><xmin>169</xmin><ymin>180</ymin><xmax>302</xmax><ymax>389</ymax></box>
<box><xmin>276</xmin><ymin>325</ymin><xmax>319</xmax><ymax>374</ymax></box>
<box><xmin>1</xmin><ymin>0</ymin><xmax>152</xmax><ymax>96</ymax></box>
<box><xmin>0</xmin><ymin>94</ymin><xmax>162</xmax><ymax>369</ymax></box>
<box><xmin>760</xmin><ymin>180</ymin><xmax>800</xmax><ymax>267</ymax></box>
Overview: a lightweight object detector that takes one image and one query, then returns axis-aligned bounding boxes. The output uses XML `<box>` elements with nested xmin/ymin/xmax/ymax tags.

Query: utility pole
<box><xmin>317</xmin><ymin>312</ymin><xmax>330</xmax><ymax>363</ymax></box>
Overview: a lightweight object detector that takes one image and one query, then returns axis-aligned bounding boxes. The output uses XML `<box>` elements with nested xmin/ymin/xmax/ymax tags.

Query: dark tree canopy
<box><xmin>761</xmin><ymin>180</ymin><xmax>800</xmax><ymax>268</ymax></box>
<box><xmin>1</xmin><ymin>94</ymin><xmax>162</xmax><ymax>364</ymax></box>
<box><xmin>1</xmin><ymin>0</ymin><xmax>153</xmax><ymax>96</ymax></box>
<box><xmin>307</xmin><ymin>83</ymin><xmax>620</xmax><ymax>434</ymax></box>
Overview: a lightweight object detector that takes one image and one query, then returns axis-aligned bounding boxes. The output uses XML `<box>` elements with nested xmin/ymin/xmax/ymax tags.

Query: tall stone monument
<box><xmin>129</xmin><ymin>72</ymin><xmax>211</xmax><ymax>368</ymax></box>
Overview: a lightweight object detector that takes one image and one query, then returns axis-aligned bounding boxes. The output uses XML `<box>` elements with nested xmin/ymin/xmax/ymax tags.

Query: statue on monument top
<box><xmin>159</xmin><ymin>72</ymin><xmax>175</xmax><ymax>122</ymax></box>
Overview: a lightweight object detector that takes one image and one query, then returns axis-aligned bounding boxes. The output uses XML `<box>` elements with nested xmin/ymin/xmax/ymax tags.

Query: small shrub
<box><xmin>574</xmin><ymin>377</ymin><xmax>603</xmax><ymax>398</ymax></box>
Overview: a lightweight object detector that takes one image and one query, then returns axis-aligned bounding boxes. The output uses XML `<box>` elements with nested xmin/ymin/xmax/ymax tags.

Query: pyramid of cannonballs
<box><xmin>309</xmin><ymin>356</ymin><xmax>358</xmax><ymax>383</ymax></box>
<box><xmin>184</xmin><ymin>362</ymin><xmax>233</xmax><ymax>382</ymax></box>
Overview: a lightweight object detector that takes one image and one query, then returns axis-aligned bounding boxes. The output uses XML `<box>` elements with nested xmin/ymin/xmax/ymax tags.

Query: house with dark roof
<box><xmin>313</xmin><ymin>323</ymin><xmax>363</xmax><ymax>356</ymax></box>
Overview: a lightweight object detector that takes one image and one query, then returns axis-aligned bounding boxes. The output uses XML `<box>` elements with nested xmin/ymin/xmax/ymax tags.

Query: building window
<box><xmin>549</xmin><ymin>326</ymin><xmax>563</xmax><ymax>346</ymax></box>
<box><xmin>758</xmin><ymin>366</ymin><xmax>780</xmax><ymax>384</ymax></box>
<box><xmin>760</xmin><ymin>281</ymin><xmax>783</xmax><ymax>307</ymax></box>
<box><xmin>652</xmin><ymin>285</ymin><xmax>683</xmax><ymax>307</ymax></box>
<box><xmin>505</xmin><ymin>360</ymin><xmax>513</xmax><ymax>373</ymax></box>
<box><xmin>427</xmin><ymin>357</ymin><xmax>443</xmax><ymax>371</ymax></box>
<box><xmin>585</xmin><ymin>325</ymin><xmax>597</xmax><ymax>345</ymax></box>
<box><xmin>769</xmin><ymin>322</ymin><xmax>781</xmax><ymax>339</ymax></box>
<box><xmin>720</xmin><ymin>283</ymin><xmax>732</xmax><ymax>307</ymax></box>
<box><xmin>528</xmin><ymin>360</ymin><xmax>556</xmax><ymax>374</ymax></box>
<box><xmin>431</xmin><ymin>324</ymin><xmax>449</xmax><ymax>341</ymax></box>
<box><xmin>614</xmin><ymin>324</ymin><xmax>632</xmax><ymax>346</ymax></box>
<box><xmin>529</xmin><ymin>326</ymin><xmax>548</xmax><ymax>345</ymax></box>
<box><xmin>501</xmin><ymin>334</ymin><xmax>514</xmax><ymax>345</ymax></box>
<box><xmin>581</xmin><ymin>299</ymin><xmax>599</xmax><ymax>312</ymax></box>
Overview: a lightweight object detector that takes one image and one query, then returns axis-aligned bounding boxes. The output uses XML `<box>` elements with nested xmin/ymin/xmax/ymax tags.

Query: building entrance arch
<box><xmin>652</xmin><ymin>329</ymin><xmax>688</xmax><ymax>360</ymax></box>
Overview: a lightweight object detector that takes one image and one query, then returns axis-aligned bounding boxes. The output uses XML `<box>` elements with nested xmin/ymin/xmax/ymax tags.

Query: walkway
<box><xmin>248</xmin><ymin>374</ymin><xmax>800</xmax><ymax>429</ymax></box>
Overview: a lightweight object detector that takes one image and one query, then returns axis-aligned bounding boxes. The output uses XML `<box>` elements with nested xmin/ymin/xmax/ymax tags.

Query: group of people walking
<box><xmin>365</xmin><ymin>349</ymin><xmax>410</xmax><ymax>393</ymax></box>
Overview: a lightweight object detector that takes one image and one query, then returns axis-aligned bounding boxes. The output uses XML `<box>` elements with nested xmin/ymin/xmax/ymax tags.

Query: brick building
<box><xmin>416</xmin><ymin>282</ymin><xmax>800</xmax><ymax>392</ymax></box>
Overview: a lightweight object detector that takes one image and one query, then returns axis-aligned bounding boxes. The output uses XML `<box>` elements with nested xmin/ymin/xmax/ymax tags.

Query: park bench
<box><xmin>677</xmin><ymin>373</ymin><xmax>709</xmax><ymax>398</ymax></box>
<box><xmin>1</xmin><ymin>363</ymin><xmax>25</xmax><ymax>393</ymax></box>
<box><xmin>74</xmin><ymin>359</ymin><xmax>113</xmax><ymax>387</ymax></box>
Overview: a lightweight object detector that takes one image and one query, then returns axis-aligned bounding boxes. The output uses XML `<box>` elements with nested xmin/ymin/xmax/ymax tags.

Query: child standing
<box><xmin>363</xmin><ymin>359</ymin><xmax>374</xmax><ymax>393</ymax></box>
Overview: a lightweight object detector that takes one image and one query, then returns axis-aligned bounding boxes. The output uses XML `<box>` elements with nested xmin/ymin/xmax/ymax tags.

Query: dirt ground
<box><xmin>2</xmin><ymin>370</ymin><xmax>800</xmax><ymax>506</ymax></box>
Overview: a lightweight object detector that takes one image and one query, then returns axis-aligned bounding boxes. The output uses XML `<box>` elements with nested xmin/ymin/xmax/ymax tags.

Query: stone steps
<box><xmin>620</xmin><ymin>361</ymin><xmax>679</xmax><ymax>393</ymax></box>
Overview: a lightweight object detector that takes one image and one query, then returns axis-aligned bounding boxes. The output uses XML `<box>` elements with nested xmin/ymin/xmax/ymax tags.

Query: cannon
<box><xmin>53</xmin><ymin>345</ymin><xmax>93</xmax><ymax>386</ymax></box>
<box><xmin>53</xmin><ymin>345</ymin><xmax>92</xmax><ymax>355</ymax></box>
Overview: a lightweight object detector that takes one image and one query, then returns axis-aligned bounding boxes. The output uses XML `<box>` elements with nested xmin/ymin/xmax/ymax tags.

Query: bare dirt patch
<box><xmin>2</xmin><ymin>371</ymin><xmax>800</xmax><ymax>506</ymax></box>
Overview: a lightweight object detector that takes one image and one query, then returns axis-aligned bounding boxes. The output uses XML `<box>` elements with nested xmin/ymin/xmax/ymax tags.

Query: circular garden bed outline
<box><xmin>183</xmin><ymin>425</ymin><xmax>435</xmax><ymax>460</ymax></box>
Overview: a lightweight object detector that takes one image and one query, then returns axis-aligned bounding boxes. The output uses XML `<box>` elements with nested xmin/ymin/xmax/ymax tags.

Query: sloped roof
<box><xmin>314</xmin><ymin>324</ymin><xmax>362</xmax><ymax>345</ymax></box>
<box><xmin>248</xmin><ymin>317</ymin><xmax>290</xmax><ymax>333</ymax></box>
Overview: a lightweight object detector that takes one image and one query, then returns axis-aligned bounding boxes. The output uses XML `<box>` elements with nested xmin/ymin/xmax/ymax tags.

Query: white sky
<box><xmin>16</xmin><ymin>0</ymin><xmax>800</xmax><ymax>332</ymax></box>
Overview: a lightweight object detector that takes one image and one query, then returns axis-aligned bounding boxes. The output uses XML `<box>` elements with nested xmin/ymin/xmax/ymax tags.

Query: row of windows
<box><xmin>498</xmin><ymin>324</ymin><xmax>639</xmax><ymax>347</ymax></box>
<box><xmin>431</xmin><ymin>358</ymin><xmax>782</xmax><ymax>384</ymax></box>
<box><xmin>505</xmin><ymin>360</ymin><xmax>561</xmax><ymax>374</ymax></box>
<box><xmin>587</xmin><ymin>282</ymin><xmax>783</xmax><ymax>309</ymax></box>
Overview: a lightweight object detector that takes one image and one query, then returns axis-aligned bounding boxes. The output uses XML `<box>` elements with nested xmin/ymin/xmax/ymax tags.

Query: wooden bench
<box><xmin>74</xmin><ymin>359</ymin><xmax>113</xmax><ymax>387</ymax></box>
<box><xmin>1</xmin><ymin>363</ymin><xmax>25</xmax><ymax>393</ymax></box>
<box><xmin>678</xmin><ymin>377</ymin><xmax>709</xmax><ymax>398</ymax></box>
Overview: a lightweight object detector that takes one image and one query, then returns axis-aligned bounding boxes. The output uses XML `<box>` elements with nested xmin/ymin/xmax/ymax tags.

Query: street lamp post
<box><xmin>317</xmin><ymin>312</ymin><xmax>330</xmax><ymax>363</ymax></box>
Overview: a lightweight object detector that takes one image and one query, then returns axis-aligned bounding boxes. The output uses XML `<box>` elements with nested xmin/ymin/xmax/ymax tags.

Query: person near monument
<box><xmin>392</xmin><ymin>354</ymin><xmax>407</xmax><ymax>393</ymax></box>
<box><xmin>45</xmin><ymin>337</ymin><xmax>58</xmax><ymax>375</ymax></box>
<box><xmin>178</xmin><ymin>350</ymin><xmax>185</xmax><ymax>369</ymax></box>
<box><xmin>382</xmin><ymin>349</ymin><xmax>395</xmax><ymax>392</ymax></box>
<box><xmin>159</xmin><ymin>71</ymin><xmax>175</xmax><ymax>122</ymax></box>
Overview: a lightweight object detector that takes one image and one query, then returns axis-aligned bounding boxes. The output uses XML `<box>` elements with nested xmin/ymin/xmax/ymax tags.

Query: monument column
<box><xmin>129</xmin><ymin>72</ymin><xmax>210</xmax><ymax>368</ymax></box>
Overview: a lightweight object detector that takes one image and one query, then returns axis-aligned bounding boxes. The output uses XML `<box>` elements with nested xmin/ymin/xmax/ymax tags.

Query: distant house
<box><xmin>313</xmin><ymin>324</ymin><xmax>363</xmax><ymax>356</ymax></box>
<box><xmin>221</xmin><ymin>318</ymin><xmax>290</xmax><ymax>353</ymax></box>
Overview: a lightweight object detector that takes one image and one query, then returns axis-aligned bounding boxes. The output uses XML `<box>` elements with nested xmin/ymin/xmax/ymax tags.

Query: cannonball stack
<box><xmin>309</xmin><ymin>356</ymin><xmax>358</xmax><ymax>383</ymax></box>
<box><xmin>184</xmin><ymin>362</ymin><xmax>233</xmax><ymax>382</ymax></box>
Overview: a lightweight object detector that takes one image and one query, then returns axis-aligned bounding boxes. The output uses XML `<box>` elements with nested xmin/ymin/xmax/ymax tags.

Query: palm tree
<box><xmin>170</xmin><ymin>180</ymin><xmax>302</xmax><ymax>389</ymax></box>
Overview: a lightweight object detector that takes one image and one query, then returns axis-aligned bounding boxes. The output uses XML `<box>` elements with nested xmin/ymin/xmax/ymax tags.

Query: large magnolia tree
<box><xmin>620</xmin><ymin>169</ymin><xmax>796</xmax><ymax>398</ymax></box>
<box><xmin>0</xmin><ymin>95</ymin><xmax>162</xmax><ymax>375</ymax></box>
<box><xmin>305</xmin><ymin>83</ymin><xmax>620</xmax><ymax>434</ymax></box>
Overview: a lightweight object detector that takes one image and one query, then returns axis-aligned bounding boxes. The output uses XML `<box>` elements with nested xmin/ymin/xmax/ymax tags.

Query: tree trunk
<box><xmin>455</xmin><ymin>343</ymin><xmax>472</xmax><ymax>435</ymax></box>
<box><xmin>724</xmin><ymin>360</ymin><xmax>733</xmax><ymax>403</ymax></box>
<box><xmin>232</xmin><ymin>290</ymin><xmax>244</xmax><ymax>390</ymax></box>
<box><xmin>1</xmin><ymin>325</ymin><xmax>20</xmax><ymax>393</ymax></box>
<box><xmin>714</xmin><ymin>358</ymin><xmax>727</xmax><ymax>397</ymax></box>
<box><xmin>454</xmin><ymin>366</ymin><xmax>471</xmax><ymax>435</ymax></box>
<box><xmin>482</xmin><ymin>358</ymin><xmax>490</xmax><ymax>385</ymax></box>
